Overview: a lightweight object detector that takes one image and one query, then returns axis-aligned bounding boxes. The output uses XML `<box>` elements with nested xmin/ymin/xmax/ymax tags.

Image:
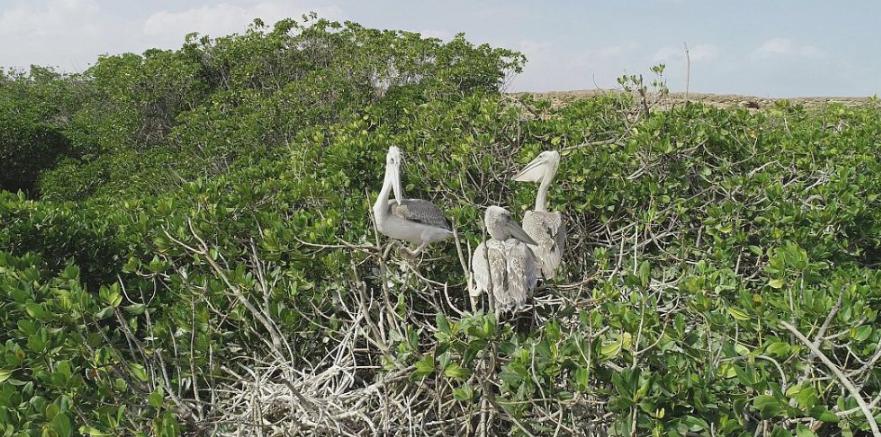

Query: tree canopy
<box><xmin>1</xmin><ymin>17</ymin><xmax>881</xmax><ymax>437</ymax></box>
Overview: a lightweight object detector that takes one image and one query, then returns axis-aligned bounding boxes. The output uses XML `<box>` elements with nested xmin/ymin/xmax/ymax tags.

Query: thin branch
<box><xmin>780</xmin><ymin>321</ymin><xmax>880</xmax><ymax>437</ymax></box>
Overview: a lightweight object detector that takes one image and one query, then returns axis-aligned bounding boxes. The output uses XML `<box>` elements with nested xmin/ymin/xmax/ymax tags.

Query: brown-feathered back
<box><xmin>522</xmin><ymin>210</ymin><xmax>566</xmax><ymax>279</ymax></box>
<box><xmin>390</xmin><ymin>199</ymin><xmax>451</xmax><ymax>230</ymax></box>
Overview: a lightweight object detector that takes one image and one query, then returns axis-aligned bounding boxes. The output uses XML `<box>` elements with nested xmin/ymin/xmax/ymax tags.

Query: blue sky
<box><xmin>1</xmin><ymin>0</ymin><xmax>879</xmax><ymax>96</ymax></box>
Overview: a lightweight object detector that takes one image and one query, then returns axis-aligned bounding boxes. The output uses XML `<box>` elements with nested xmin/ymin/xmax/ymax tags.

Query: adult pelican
<box><xmin>373</xmin><ymin>146</ymin><xmax>452</xmax><ymax>256</ymax></box>
<box><xmin>513</xmin><ymin>150</ymin><xmax>567</xmax><ymax>279</ymax></box>
<box><xmin>471</xmin><ymin>206</ymin><xmax>539</xmax><ymax>315</ymax></box>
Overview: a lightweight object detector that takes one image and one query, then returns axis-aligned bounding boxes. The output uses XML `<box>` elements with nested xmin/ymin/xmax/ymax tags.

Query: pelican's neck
<box><xmin>373</xmin><ymin>169</ymin><xmax>392</xmax><ymax>225</ymax></box>
<box><xmin>535</xmin><ymin>166</ymin><xmax>556</xmax><ymax>212</ymax></box>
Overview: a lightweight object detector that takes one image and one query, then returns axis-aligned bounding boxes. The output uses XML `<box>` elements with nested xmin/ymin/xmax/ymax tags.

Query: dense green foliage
<box><xmin>2</xmin><ymin>17</ymin><xmax>881</xmax><ymax>436</ymax></box>
<box><xmin>0</xmin><ymin>67</ymin><xmax>84</xmax><ymax>195</ymax></box>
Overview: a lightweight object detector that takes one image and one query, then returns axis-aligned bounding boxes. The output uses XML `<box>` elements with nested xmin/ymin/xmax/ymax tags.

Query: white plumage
<box><xmin>513</xmin><ymin>150</ymin><xmax>567</xmax><ymax>279</ymax></box>
<box><xmin>521</xmin><ymin>211</ymin><xmax>567</xmax><ymax>279</ymax></box>
<box><xmin>373</xmin><ymin>146</ymin><xmax>452</xmax><ymax>256</ymax></box>
<box><xmin>470</xmin><ymin>206</ymin><xmax>539</xmax><ymax>315</ymax></box>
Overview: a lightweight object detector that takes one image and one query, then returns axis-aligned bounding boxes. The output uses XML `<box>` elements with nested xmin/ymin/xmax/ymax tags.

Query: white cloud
<box><xmin>593</xmin><ymin>42</ymin><xmax>639</xmax><ymax>58</ymax></box>
<box><xmin>571</xmin><ymin>42</ymin><xmax>639</xmax><ymax>68</ymax></box>
<box><xmin>518</xmin><ymin>40</ymin><xmax>552</xmax><ymax>56</ymax></box>
<box><xmin>0</xmin><ymin>0</ymin><xmax>100</xmax><ymax>38</ymax></box>
<box><xmin>653</xmin><ymin>43</ymin><xmax>719</xmax><ymax>64</ymax></box>
<box><xmin>419</xmin><ymin>29</ymin><xmax>454</xmax><ymax>41</ymax></box>
<box><xmin>0</xmin><ymin>0</ymin><xmax>343</xmax><ymax>71</ymax></box>
<box><xmin>143</xmin><ymin>2</ymin><xmax>342</xmax><ymax>38</ymax></box>
<box><xmin>508</xmin><ymin>42</ymin><xmax>643</xmax><ymax>92</ymax></box>
<box><xmin>0</xmin><ymin>0</ymin><xmax>120</xmax><ymax>70</ymax></box>
<box><xmin>752</xmin><ymin>38</ymin><xmax>823</xmax><ymax>59</ymax></box>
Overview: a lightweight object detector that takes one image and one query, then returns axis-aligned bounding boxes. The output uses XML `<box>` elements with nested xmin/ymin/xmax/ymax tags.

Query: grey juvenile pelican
<box><xmin>373</xmin><ymin>146</ymin><xmax>452</xmax><ymax>256</ymax></box>
<box><xmin>513</xmin><ymin>150</ymin><xmax>567</xmax><ymax>279</ymax></box>
<box><xmin>471</xmin><ymin>206</ymin><xmax>539</xmax><ymax>315</ymax></box>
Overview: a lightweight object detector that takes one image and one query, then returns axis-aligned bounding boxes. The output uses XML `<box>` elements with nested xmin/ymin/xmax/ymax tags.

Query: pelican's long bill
<box><xmin>506</xmin><ymin>219</ymin><xmax>538</xmax><ymax>246</ymax></box>
<box><xmin>513</xmin><ymin>155</ymin><xmax>546</xmax><ymax>182</ymax></box>
<box><xmin>391</xmin><ymin>158</ymin><xmax>403</xmax><ymax>205</ymax></box>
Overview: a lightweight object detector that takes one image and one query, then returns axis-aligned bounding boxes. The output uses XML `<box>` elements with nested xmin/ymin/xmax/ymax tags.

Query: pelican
<box><xmin>373</xmin><ymin>146</ymin><xmax>452</xmax><ymax>256</ymax></box>
<box><xmin>471</xmin><ymin>206</ymin><xmax>539</xmax><ymax>315</ymax></box>
<box><xmin>513</xmin><ymin>150</ymin><xmax>567</xmax><ymax>279</ymax></box>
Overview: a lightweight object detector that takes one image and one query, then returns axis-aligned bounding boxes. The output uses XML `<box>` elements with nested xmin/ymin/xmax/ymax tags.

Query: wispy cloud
<box><xmin>518</xmin><ymin>40</ymin><xmax>552</xmax><ymax>56</ymax></box>
<box><xmin>593</xmin><ymin>43</ymin><xmax>639</xmax><ymax>58</ymax></box>
<box><xmin>751</xmin><ymin>38</ymin><xmax>823</xmax><ymax>59</ymax></box>
<box><xmin>653</xmin><ymin>43</ymin><xmax>719</xmax><ymax>64</ymax></box>
<box><xmin>0</xmin><ymin>0</ymin><xmax>342</xmax><ymax>71</ymax></box>
<box><xmin>570</xmin><ymin>42</ymin><xmax>639</xmax><ymax>68</ymax></box>
<box><xmin>0</xmin><ymin>0</ymin><xmax>122</xmax><ymax>70</ymax></box>
<box><xmin>419</xmin><ymin>29</ymin><xmax>454</xmax><ymax>41</ymax></box>
<box><xmin>144</xmin><ymin>2</ymin><xmax>342</xmax><ymax>38</ymax></box>
<box><xmin>0</xmin><ymin>0</ymin><xmax>102</xmax><ymax>39</ymax></box>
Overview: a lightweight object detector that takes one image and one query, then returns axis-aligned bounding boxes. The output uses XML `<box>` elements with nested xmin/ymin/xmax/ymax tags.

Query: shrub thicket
<box><xmin>2</xmin><ymin>17</ymin><xmax>881</xmax><ymax>437</ymax></box>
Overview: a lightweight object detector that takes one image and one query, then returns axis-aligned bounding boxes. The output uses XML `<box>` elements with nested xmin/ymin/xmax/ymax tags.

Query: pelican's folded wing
<box><xmin>391</xmin><ymin>199</ymin><xmax>451</xmax><ymax>230</ymax></box>
<box><xmin>501</xmin><ymin>240</ymin><xmax>537</xmax><ymax>313</ymax></box>
<box><xmin>471</xmin><ymin>242</ymin><xmax>489</xmax><ymax>297</ymax></box>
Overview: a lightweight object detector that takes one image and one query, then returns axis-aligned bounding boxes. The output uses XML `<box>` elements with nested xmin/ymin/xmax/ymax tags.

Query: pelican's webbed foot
<box><xmin>382</xmin><ymin>241</ymin><xmax>399</xmax><ymax>259</ymax></box>
<box><xmin>403</xmin><ymin>241</ymin><xmax>428</xmax><ymax>258</ymax></box>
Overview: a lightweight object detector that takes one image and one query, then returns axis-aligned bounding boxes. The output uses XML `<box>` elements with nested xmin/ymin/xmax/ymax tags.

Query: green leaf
<box><xmin>413</xmin><ymin>354</ymin><xmax>435</xmax><ymax>377</ymax></box>
<box><xmin>796</xmin><ymin>424</ymin><xmax>816</xmax><ymax>437</ymax></box>
<box><xmin>852</xmin><ymin>325</ymin><xmax>872</xmax><ymax>342</ymax></box>
<box><xmin>129</xmin><ymin>363</ymin><xmax>149</xmax><ymax>382</ymax></box>
<box><xmin>148</xmin><ymin>255</ymin><xmax>165</xmax><ymax>273</ymax></box>
<box><xmin>719</xmin><ymin>363</ymin><xmax>737</xmax><ymax>378</ymax></box>
<box><xmin>753</xmin><ymin>394</ymin><xmax>785</xmax><ymax>417</ymax></box>
<box><xmin>808</xmin><ymin>406</ymin><xmax>838</xmax><ymax>422</ymax></box>
<box><xmin>452</xmin><ymin>384</ymin><xmax>474</xmax><ymax>401</ymax></box>
<box><xmin>681</xmin><ymin>415</ymin><xmax>708</xmax><ymax>432</ymax></box>
<box><xmin>0</xmin><ymin>368</ymin><xmax>12</xmax><ymax>384</ymax></box>
<box><xmin>574</xmin><ymin>367</ymin><xmax>590</xmax><ymax>390</ymax></box>
<box><xmin>768</xmin><ymin>278</ymin><xmax>784</xmax><ymax>289</ymax></box>
<box><xmin>99</xmin><ymin>285</ymin><xmax>122</xmax><ymax>308</ymax></box>
<box><xmin>51</xmin><ymin>412</ymin><xmax>72</xmax><ymax>437</ymax></box>
<box><xmin>95</xmin><ymin>306</ymin><xmax>115</xmax><ymax>320</ymax></box>
<box><xmin>764</xmin><ymin>341</ymin><xmax>790</xmax><ymax>357</ymax></box>
<box><xmin>61</xmin><ymin>263</ymin><xmax>80</xmax><ymax>280</ymax></box>
<box><xmin>78</xmin><ymin>426</ymin><xmax>111</xmax><ymax>437</ymax></box>
<box><xmin>435</xmin><ymin>313</ymin><xmax>452</xmax><ymax>342</ymax></box>
<box><xmin>154</xmin><ymin>411</ymin><xmax>180</xmax><ymax>437</ymax></box>
<box><xmin>124</xmin><ymin>303</ymin><xmax>146</xmax><ymax>315</ymax></box>
<box><xmin>638</xmin><ymin>260</ymin><xmax>651</xmax><ymax>287</ymax></box>
<box><xmin>444</xmin><ymin>363</ymin><xmax>471</xmax><ymax>380</ymax></box>
<box><xmin>794</xmin><ymin>386</ymin><xmax>818</xmax><ymax>410</ymax></box>
<box><xmin>481</xmin><ymin>315</ymin><xmax>495</xmax><ymax>338</ymax></box>
<box><xmin>25</xmin><ymin>303</ymin><xmax>47</xmax><ymax>320</ymax></box>
<box><xmin>148</xmin><ymin>387</ymin><xmax>164</xmax><ymax>409</ymax></box>
<box><xmin>600</xmin><ymin>339</ymin><xmax>622</xmax><ymax>359</ymax></box>
<box><xmin>726</xmin><ymin>307</ymin><xmax>750</xmax><ymax>321</ymax></box>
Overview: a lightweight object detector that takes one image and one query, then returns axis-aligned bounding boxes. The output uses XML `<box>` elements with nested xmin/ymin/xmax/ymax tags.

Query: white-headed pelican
<box><xmin>471</xmin><ymin>206</ymin><xmax>539</xmax><ymax>315</ymax></box>
<box><xmin>513</xmin><ymin>150</ymin><xmax>566</xmax><ymax>279</ymax></box>
<box><xmin>373</xmin><ymin>146</ymin><xmax>452</xmax><ymax>256</ymax></box>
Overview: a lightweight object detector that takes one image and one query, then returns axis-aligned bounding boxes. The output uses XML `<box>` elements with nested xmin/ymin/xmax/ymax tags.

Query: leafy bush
<box><xmin>0</xmin><ymin>67</ymin><xmax>82</xmax><ymax>195</ymax></box>
<box><xmin>2</xmin><ymin>16</ymin><xmax>881</xmax><ymax>437</ymax></box>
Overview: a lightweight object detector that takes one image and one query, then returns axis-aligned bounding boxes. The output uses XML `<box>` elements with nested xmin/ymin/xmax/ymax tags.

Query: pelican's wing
<box><xmin>390</xmin><ymin>199</ymin><xmax>451</xmax><ymax>230</ymax></box>
<box><xmin>489</xmin><ymin>241</ymin><xmax>510</xmax><ymax>314</ymax></box>
<box><xmin>554</xmin><ymin>214</ymin><xmax>567</xmax><ymax>256</ymax></box>
<box><xmin>471</xmin><ymin>242</ymin><xmax>489</xmax><ymax>298</ymax></box>
<box><xmin>497</xmin><ymin>240</ymin><xmax>537</xmax><ymax>313</ymax></box>
<box><xmin>471</xmin><ymin>241</ymin><xmax>507</xmax><ymax>302</ymax></box>
<box><xmin>523</xmin><ymin>211</ymin><xmax>566</xmax><ymax>279</ymax></box>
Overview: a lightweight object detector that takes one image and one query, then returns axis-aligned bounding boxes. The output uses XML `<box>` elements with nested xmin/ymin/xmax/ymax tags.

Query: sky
<box><xmin>1</xmin><ymin>0</ymin><xmax>879</xmax><ymax>97</ymax></box>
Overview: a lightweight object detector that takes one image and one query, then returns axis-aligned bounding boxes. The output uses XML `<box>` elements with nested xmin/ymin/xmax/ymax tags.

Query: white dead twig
<box><xmin>780</xmin><ymin>321</ymin><xmax>881</xmax><ymax>437</ymax></box>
